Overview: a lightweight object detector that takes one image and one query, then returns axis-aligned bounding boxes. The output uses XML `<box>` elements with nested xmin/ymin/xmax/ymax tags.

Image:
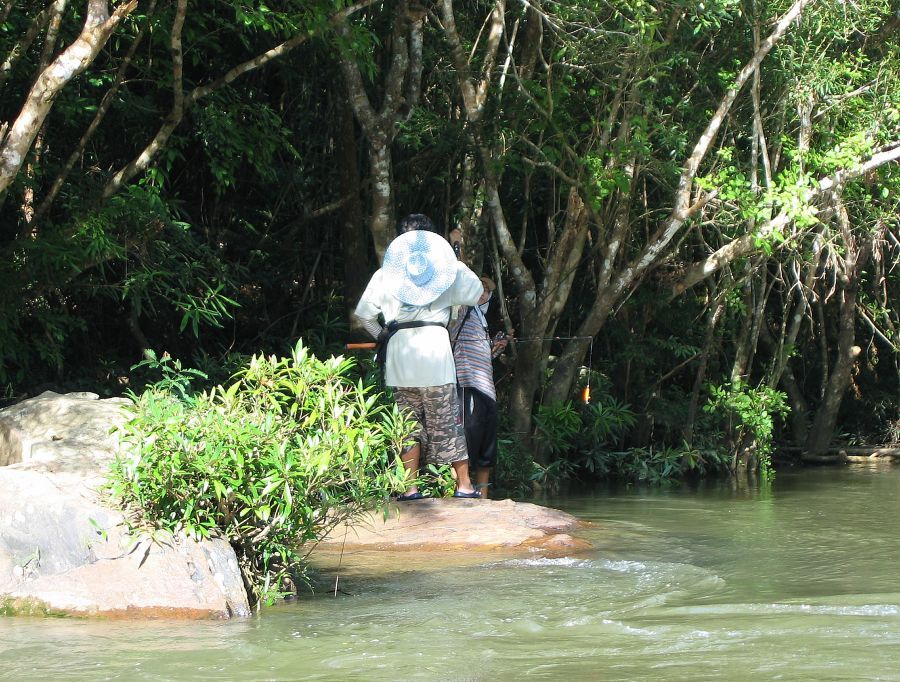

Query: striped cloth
<box><xmin>449</xmin><ymin>304</ymin><xmax>496</xmax><ymax>401</ymax></box>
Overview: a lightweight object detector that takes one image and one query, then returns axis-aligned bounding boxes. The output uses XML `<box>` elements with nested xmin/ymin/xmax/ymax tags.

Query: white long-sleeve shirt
<box><xmin>354</xmin><ymin>262</ymin><xmax>482</xmax><ymax>387</ymax></box>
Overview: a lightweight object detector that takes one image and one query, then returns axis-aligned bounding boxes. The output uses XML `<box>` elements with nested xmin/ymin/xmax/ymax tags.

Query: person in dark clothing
<box><xmin>448</xmin><ymin>275</ymin><xmax>508</xmax><ymax>499</ymax></box>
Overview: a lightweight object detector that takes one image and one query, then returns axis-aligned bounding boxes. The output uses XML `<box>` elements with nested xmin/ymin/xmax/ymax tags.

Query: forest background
<box><xmin>1</xmin><ymin>0</ymin><xmax>898</xmax><ymax>491</ymax></box>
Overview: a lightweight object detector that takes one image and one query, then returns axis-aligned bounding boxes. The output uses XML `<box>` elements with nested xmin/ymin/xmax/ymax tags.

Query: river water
<box><xmin>1</xmin><ymin>464</ymin><xmax>899</xmax><ymax>681</ymax></box>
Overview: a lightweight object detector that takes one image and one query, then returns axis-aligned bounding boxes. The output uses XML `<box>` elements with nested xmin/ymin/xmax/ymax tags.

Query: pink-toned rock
<box><xmin>0</xmin><ymin>392</ymin><xmax>250</xmax><ymax>619</ymax></box>
<box><xmin>317</xmin><ymin>497</ymin><xmax>592</xmax><ymax>556</ymax></box>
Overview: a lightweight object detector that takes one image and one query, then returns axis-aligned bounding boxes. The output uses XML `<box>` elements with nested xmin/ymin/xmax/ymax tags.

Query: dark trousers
<box><xmin>457</xmin><ymin>386</ymin><xmax>498</xmax><ymax>469</ymax></box>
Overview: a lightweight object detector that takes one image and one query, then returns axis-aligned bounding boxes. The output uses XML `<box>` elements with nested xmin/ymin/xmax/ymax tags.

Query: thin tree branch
<box><xmin>0</xmin><ymin>0</ymin><xmax>137</xmax><ymax>199</ymax></box>
<box><xmin>0</xmin><ymin>3</ymin><xmax>52</xmax><ymax>91</ymax></box>
<box><xmin>857</xmin><ymin>304</ymin><xmax>899</xmax><ymax>352</ymax></box>
<box><xmin>0</xmin><ymin>0</ymin><xmax>17</xmax><ymax>25</ymax></box>
<box><xmin>33</xmin><ymin>0</ymin><xmax>158</xmax><ymax>223</ymax></box>
<box><xmin>38</xmin><ymin>0</ymin><xmax>67</xmax><ymax>69</ymax></box>
<box><xmin>103</xmin><ymin>0</ymin><xmax>381</xmax><ymax>198</ymax></box>
<box><xmin>102</xmin><ymin>0</ymin><xmax>184</xmax><ymax>198</ymax></box>
<box><xmin>672</xmin><ymin>0</ymin><xmax>814</xmax><ymax>219</ymax></box>
<box><xmin>672</xmin><ymin>141</ymin><xmax>900</xmax><ymax>295</ymax></box>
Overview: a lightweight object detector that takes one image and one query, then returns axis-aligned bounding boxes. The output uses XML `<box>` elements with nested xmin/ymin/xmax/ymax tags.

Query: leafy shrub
<box><xmin>608</xmin><ymin>444</ymin><xmax>728</xmax><ymax>484</ymax></box>
<box><xmin>530</xmin><ymin>457</ymin><xmax>578</xmax><ymax>494</ymax></box>
<box><xmin>107</xmin><ymin>342</ymin><xmax>413</xmax><ymax>607</ymax></box>
<box><xmin>532</xmin><ymin>394</ymin><xmax>638</xmax><ymax>485</ymax></box>
<box><xmin>703</xmin><ymin>380</ymin><xmax>790</xmax><ymax>477</ymax></box>
<box><xmin>533</xmin><ymin>401</ymin><xmax>583</xmax><ymax>459</ymax></box>
<box><xmin>417</xmin><ymin>463</ymin><xmax>457</xmax><ymax>499</ymax></box>
<box><xmin>493</xmin><ymin>435</ymin><xmax>539</xmax><ymax>498</ymax></box>
<box><xmin>529</xmin><ymin>382</ymin><xmax>745</xmax><ymax>485</ymax></box>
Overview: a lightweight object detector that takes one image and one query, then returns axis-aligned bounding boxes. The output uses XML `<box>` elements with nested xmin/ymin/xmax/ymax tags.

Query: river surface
<box><xmin>2</xmin><ymin>464</ymin><xmax>899</xmax><ymax>681</ymax></box>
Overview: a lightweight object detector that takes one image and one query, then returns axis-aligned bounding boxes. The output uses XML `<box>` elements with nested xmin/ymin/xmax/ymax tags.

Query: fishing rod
<box><xmin>345</xmin><ymin>335</ymin><xmax>596</xmax><ymax>403</ymax></box>
<box><xmin>510</xmin><ymin>335</ymin><xmax>594</xmax><ymax>342</ymax></box>
<box><xmin>346</xmin><ymin>335</ymin><xmax>593</xmax><ymax>347</ymax></box>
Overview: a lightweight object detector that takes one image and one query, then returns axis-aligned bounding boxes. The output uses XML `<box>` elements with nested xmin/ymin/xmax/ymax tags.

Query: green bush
<box><xmin>107</xmin><ymin>342</ymin><xmax>413</xmax><ymax>607</ymax></box>
<box><xmin>530</xmin><ymin>389</ymin><xmax>735</xmax><ymax>485</ymax></box>
<box><xmin>494</xmin><ymin>435</ymin><xmax>542</xmax><ymax>498</ymax></box>
<box><xmin>703</xmin><ymin>380</ymin><xmax>790</xmax><ymax>477</ymax></box>
<box><xmin>417</xmin><ymin>463</ymin><xmax>457</xmax><ymax>499</ymax></box>
<box><xmin>532</xmin><ymin>395</ymin><xmax>638</xmax><ymax>486</ymax></box>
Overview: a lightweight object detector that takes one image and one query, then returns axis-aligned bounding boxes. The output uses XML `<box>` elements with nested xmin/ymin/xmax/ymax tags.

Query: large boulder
<box><xmin>0</xmin><ymin>391</ymin><xmax>250</xmax><ymax>618</ymax></box>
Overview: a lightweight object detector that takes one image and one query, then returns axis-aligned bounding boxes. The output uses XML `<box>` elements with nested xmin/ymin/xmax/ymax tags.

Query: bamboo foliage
<box><xmin>0</xmin><ymin>0</ymin><xmax>896</xmax><ymax>468</ymax></box>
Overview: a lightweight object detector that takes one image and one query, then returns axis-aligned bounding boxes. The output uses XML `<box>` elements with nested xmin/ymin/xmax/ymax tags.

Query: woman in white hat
<box><xmin>354</xmin><ymin>215</ymin><xmax>484</xmax><ymax>500</ymax></box>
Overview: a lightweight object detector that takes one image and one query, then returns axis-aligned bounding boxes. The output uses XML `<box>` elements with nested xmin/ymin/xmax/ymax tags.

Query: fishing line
<box><xmin>505</xmin><ymin>335</ymin><xmax>595</xmax><ymax>404</ymax></box>
<box><xmin>334</xmin><ymin>524</ymin><xmax>348</xmax><ymax>598</ymax></box>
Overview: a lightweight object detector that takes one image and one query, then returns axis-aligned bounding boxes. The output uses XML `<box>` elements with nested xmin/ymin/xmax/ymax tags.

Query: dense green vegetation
<box><xmin>108</xmin><ymin>343</ymin><xmax>413</xmax><ymax>605</ymax></box>
<box><xmin>1</xmin><ymin>0</ymin><xmax>898</xmax><ymax>488</ymax></box>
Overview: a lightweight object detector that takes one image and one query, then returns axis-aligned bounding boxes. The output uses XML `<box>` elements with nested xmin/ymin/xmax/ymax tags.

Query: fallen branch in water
<box><xmin>779</xmin><ymin>446</ymin><xmax>900</xmax><ymax>464</ymax></box>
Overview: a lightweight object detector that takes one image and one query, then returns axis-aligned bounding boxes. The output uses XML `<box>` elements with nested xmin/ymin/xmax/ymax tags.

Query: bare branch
<box><xmin>102</xmin><ymin>0</ymin><xmax>184</xmax><ymax>198</ymax></box>
<box><xmin>440</xmin><ymin>0</ymin><xmax>504</xmax><ymax>123</ymax></box>
<box><xmin>0</xmin><ymin>0</ymin><xmax>138</xmax><ymax>199</ymax></box>
<box><xmin>190</xmin><ymin>0</ymin><xmax>381</xmax><ymax>105</ymax></box>
<box><xmin>376</xmin><ymin>1</ymin><xmax>411</xmax><ymax>130</ymax></box>
<box><xmin>818</xmin><ymin>142</ymin><xmax>900</xmax><ymax>194</ymax></box>
<box><xmin>672</xmin><ymin>0</ymin><xmax>814</xmax><ymax>219</ymax></box>
<box><xmin>672</xmin><ymin>140</ymin><xmax>900</xmax><ymax>295</ymax></box>
<box><xmin>0</xmin><ymin>0</ymin><xmax>17</xmax><ymax>25</ymax></box>
<box><xmin>38</xmin><ymin>0</ymin><xmax>68</xmax><ymax>69</ymax></box>
<box><xmin>518</xmin><ymin>138</ymin><xmax>579</xmax><ymax>185</ymax></box>
<box><xmin>0</xmin><ymin>3</ymin><xmax>52</xmax><ymax>91</ymax></box>
<box><xmin>476</xmin><ymin>0</ymin><xmax>505</xmax><ymax>107</ymax></box>
<box><xmin>857</xmin><ymin>304</ymin><xmax>899</xmax><ymax>352</ymax></box>
<box><xmin>405</xmin><ymin>4</ymin><xmax>426</xmax><ymax>111</ymax></box>
<box><xmin>336</xmin><ymin>23</ymin><xmax>379</xmax><ymax>131</ymax></box>
<box><xmin>104</xmin><ymin>0</ymin><xmax>381</xmax><ymax>199</ymax></box>
<box><xmin>600</xmin><ymin>0</ymin><xmax>813</xmax><ymax>297</ymax></box>
<box><xmin>33</xmin><ymin>0</ymin><xmax>158</xmax><ymax>223</ymax></box>
<box><xmin>440</xmin><ymin>0</ymin><xmax>535</xmax><ymax>303</ymax></box>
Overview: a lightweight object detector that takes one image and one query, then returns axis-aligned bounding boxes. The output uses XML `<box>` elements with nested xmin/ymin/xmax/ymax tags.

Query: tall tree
<box><xmin>336</xmin><ymin>0</ymin><xmax>425</xmax><ymax>260</ymax></box>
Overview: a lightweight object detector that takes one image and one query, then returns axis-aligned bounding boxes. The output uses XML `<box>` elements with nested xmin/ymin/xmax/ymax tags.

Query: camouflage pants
<box><xmin>393</xmin><ymin>384</ymin><xmax>468</xmax><ymax>465</ymax></box>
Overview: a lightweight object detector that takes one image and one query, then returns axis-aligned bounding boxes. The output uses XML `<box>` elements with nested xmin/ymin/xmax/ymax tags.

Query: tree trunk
<box><xmin>759</xmin><ymin>322</ymin><xmax>811</xmax><ymax>445</ymax></box>
<box><xmin>684</xmin><ymin>293</ymin><xmax>726</xmax><ymax>446</ymax></box>
<box><xmin>779</xmin><ymin>365</ymin><xmax>811</xmax><ymax>445</ymax></box>
<box><xmin>367</xmin><ymin>140</ymin><xmax>395</xmax><ymax>261</ymax></box>
<box><xmin>508</xmin><ymin>337</ymin><xmax>547</xmax><ymax>463</ymax></box>
<box><xmin>503</xmin><ymin>188</ymin><xmax>589</xmax><ymax>456</ymax></box>
<box><xmin>336</xmin><ymin>89</ymin><xmax>368</xmax><ymax>316</ymax></box>
<box><xmin>103</xmin><ymin>0</ymin><xmax>383</xmax><ymax>198</ymax></box>
<box><xmin>804</xmin><ymin>203</ymin><xmax>874</xmax><ymax>454</ymax></box>
<box><xmin>730</xmin><ymin>265</ymin><xmax>767</xmax><ymax>384</ymax></box>
<box><xmin>803</xmin><ymin>284</ymin><xmax>860</xmax><ymax>454</ymax></box>
<box><xmin>336</xmin><ymin>0</ymin><xmax>424</xmax><ymax>261</ymax></box>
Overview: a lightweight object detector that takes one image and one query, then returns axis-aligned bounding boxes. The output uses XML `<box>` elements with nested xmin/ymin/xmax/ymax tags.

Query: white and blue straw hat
<box><xmin>382</xmin><ymin>230</ymin><xmax>457</xmax><ymax>306</ymax></box>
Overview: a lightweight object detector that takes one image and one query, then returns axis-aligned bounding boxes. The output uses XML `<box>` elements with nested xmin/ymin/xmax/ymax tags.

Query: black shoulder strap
<box><xmin>451</xmin><ymin>306</ymin><xmax>474</xmax><ymax>350</ymax></box>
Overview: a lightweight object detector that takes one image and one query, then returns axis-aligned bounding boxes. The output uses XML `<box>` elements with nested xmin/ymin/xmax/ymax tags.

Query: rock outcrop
<box><xmin>1</xmin><ymin>392</ymin><xmax>591</xmax><ymax>618</ymax></box>
<box><xmin>318</xmin><ymin>496</ymin><xmax>591</xmax><ymax>554</ymax></box>
<box><xmin>0</xmin><ymin>391</ymin><xmax>250</xmax><ymax>618</ymax></box>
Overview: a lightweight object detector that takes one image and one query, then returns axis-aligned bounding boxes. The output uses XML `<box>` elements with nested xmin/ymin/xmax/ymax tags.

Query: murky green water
<box><xmin>2</xmin><ymin>464</ymin><xmax>899</xmax><ymax>681</ymax></box>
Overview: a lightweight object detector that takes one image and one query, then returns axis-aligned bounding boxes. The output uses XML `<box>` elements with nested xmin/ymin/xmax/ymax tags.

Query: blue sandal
<box><xmin>452</xmin><ymin>490</ymin><xmax>481</xmax><ymax>499</ymax></box>
<box><xmin>396</xmin><ymin>491</ymin><xmax>425</xmax><ymax>501</ymax></box>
